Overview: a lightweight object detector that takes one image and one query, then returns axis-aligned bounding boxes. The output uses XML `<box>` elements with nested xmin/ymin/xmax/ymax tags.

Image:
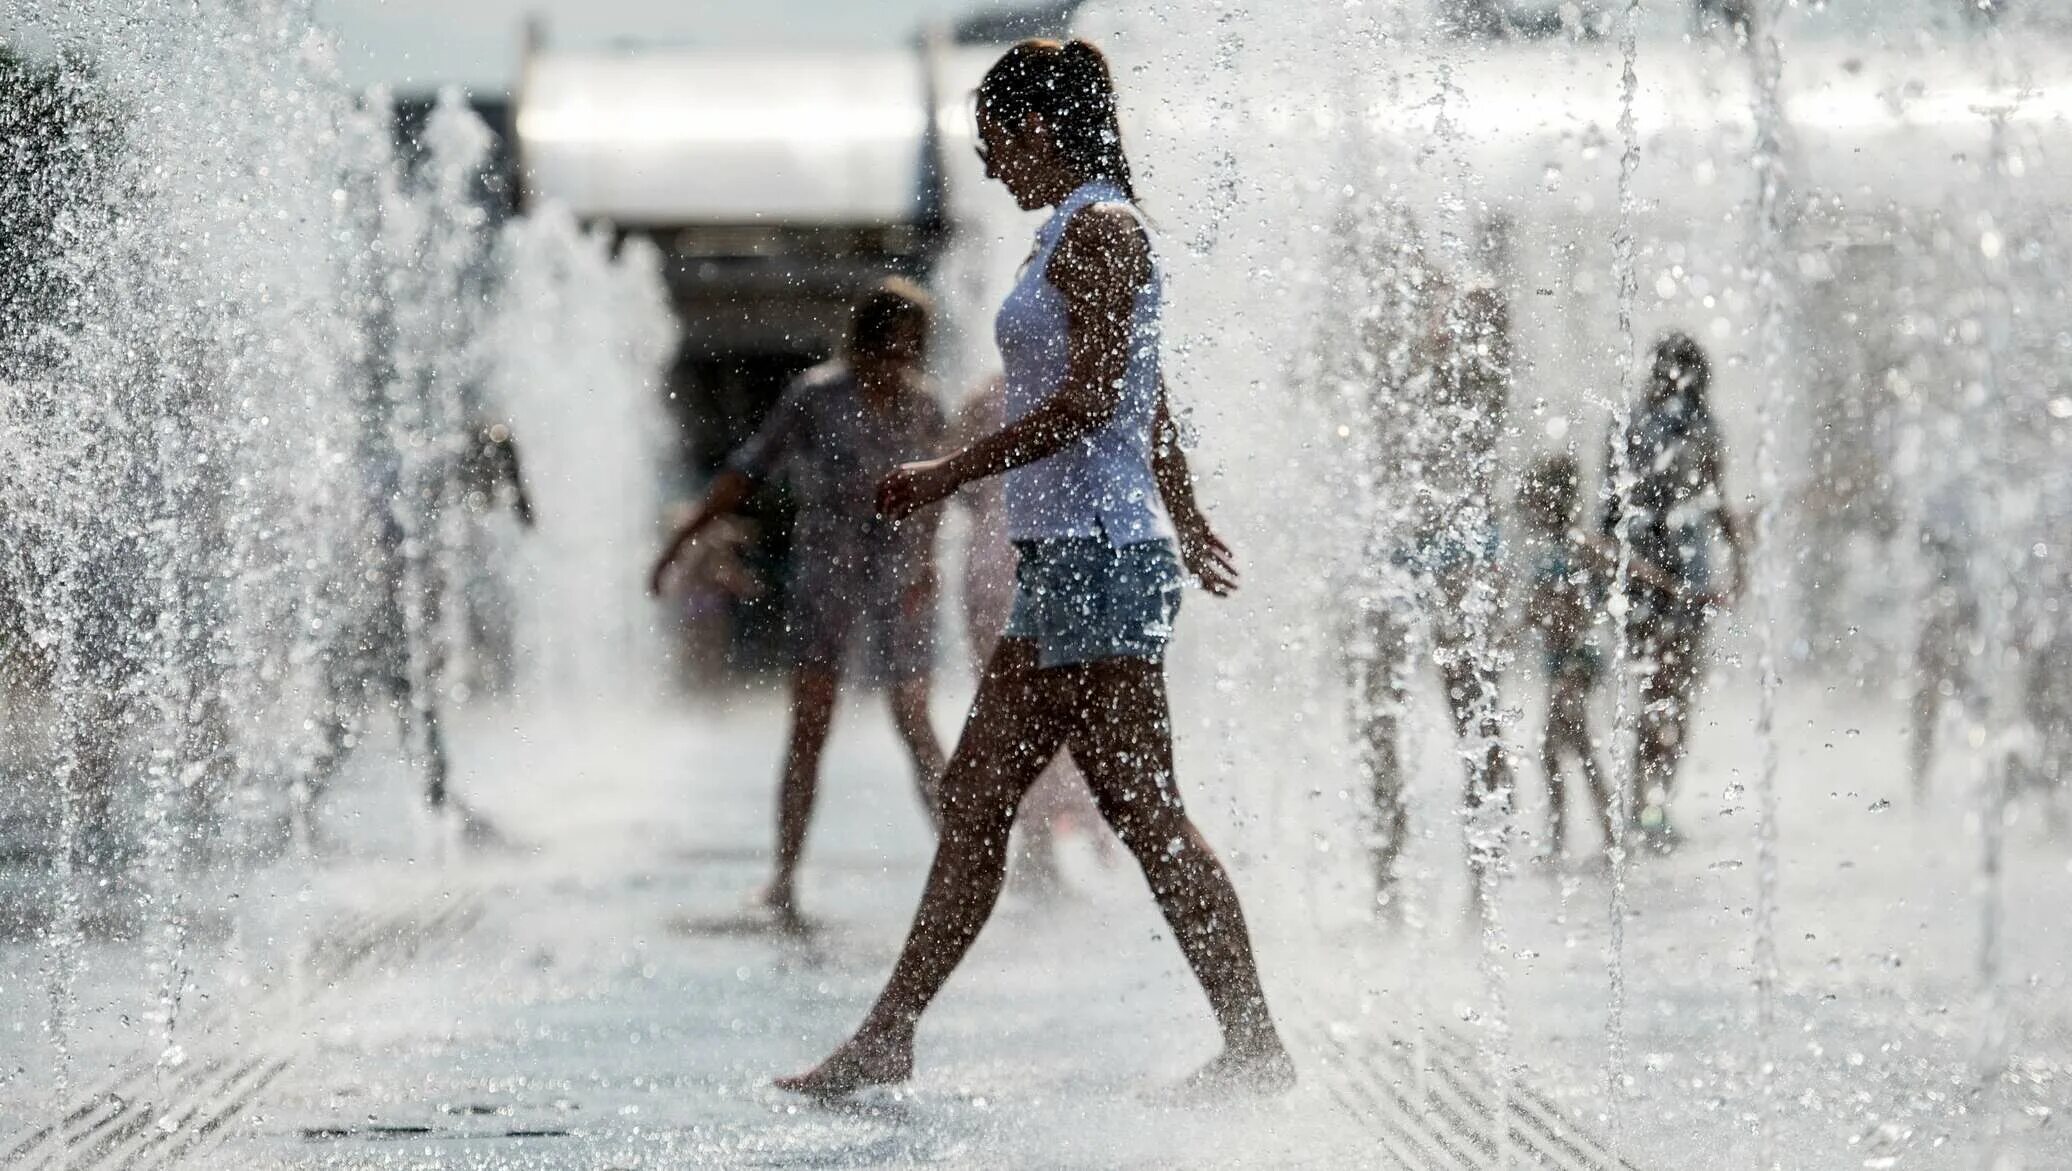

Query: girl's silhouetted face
<box><xmin>977</xmin><ymin>110</ymin><xmax>1061</xmax><ymax>212</ymax></box>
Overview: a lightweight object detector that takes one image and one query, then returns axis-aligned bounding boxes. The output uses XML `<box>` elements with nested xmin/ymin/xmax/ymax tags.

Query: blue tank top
<box><xmin>994</xmin><ymin>179</ymin><xmax>1174</xmax><ymax>546</ymax></box>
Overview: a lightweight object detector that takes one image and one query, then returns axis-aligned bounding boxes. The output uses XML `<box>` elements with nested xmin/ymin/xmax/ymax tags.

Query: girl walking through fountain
<box><xmin>650</xmin><ymin>280</ymin><xmax>948</xmax><ymax>928</ymax></box>
<box><xmin>778</xmin><ymin>38</ymin><xmax>1289</xmax><ymax>1097</ymax></box>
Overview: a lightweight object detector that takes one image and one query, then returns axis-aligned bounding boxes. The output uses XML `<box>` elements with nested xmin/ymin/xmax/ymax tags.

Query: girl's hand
<box><xmin>1175</xmin><ymin>514</ymin><xmax>1239</xmax><ymax>597</ymax></box>
<box><xmin>648</xmin><ymin>545</ymin><xmax>682</xmax><ymax>597</ymax></box>
<box><xmin>877</xmin><ymin>457</ymin><xmax>959</xmax><ymax>521</ymax></box>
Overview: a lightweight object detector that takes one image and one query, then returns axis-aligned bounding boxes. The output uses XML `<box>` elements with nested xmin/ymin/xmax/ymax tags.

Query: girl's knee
<box><xmin>891</xmin><ymin>685</ymin><xmax>931</xmax><ymax>723</ymax></box>
<box><xmin>939</xmin><ymin>778</ymin><xmax>1009</xmax><ymax>824</ymax></box>
<box><xmin>937</xmin><ymin>807</ymin><xmax>1014</xmax><ymax>865</ymax></box>
<box><xmin>1114</xmin><ymin>811</ymin><xmax>1202</xmax><ymax>870</ymax></box>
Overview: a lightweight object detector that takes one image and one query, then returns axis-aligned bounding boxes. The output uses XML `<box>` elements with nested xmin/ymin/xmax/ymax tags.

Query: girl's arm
<box><xmin>877</xmin><ymin>205</ymin><xmax>1149</xmax><ymax>519</ymax></box>
<box><xmin>648</xmin><ymin>470</ymin><xmax>753</xmax><ymax>596</ymax></box>
<box><xmin>1152</xmin><ymin>386</ymin><xmax>1238</xmax><ymax>596</ymax></box>
<box><xmin>654</xmin><ymin>378</ymin><xmax>809</xmax><ymax>595</ymax></box>
<box><xmin>1716</xmin><ymin>504</ymin><xmax>1751</xmax><ymax>603</ymax></box>
<box><xmin>1701</xmin><ymin>425</ymin><xmax>1749</xmax><ymax>602</ymax></box>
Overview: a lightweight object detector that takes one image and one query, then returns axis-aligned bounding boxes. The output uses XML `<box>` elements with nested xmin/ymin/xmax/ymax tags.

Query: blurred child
<box><xmin>1518</xmin><ymin>454</ymin><xmax>1618</xmax><ymax>860</ymax></box>
<box><xmin>1522</xmin><ymin>452</ymin><xmax>1725</xmax><ymax>860</ymax></box>
<box><xmin>650</xmin><ymin>278</ymin><xmax>947</xmax><ymax>928</ymax></box>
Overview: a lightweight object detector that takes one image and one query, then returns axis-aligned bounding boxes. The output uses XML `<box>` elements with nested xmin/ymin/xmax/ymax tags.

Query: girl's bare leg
<box><xmin>777</xmin><ymin>639</ymin><xmax>1067</xmax><ymax>1094</ymax></box>
<box><xmin>1634</xmin><ymin>620</ymin><xmax>1703</xmax><ymax>841</ymax></box>
<box><xmin>1626</xmin><ymin>615</ymin><xmax>1668</xmax><ymax>828</ymax></box>
<box><xmin>1575</xmin><ymin>735</ymin><xmax>1618</xmax><ymax>856</ymax></box>
<box><xmin>1551</xmin><ymin>677</ymin><xmax>1618</xmax><ymax>854</ymax></box>
<box><xmin>1908</xmin><ymin>638</ymin><xmax>1944</xmax><ymax>804</ymax></box>
<box><xmin>1010</xmin><ymin>757</ymin><xmax>1072</xmax><ymax>895</ymax></box>
<box><xmin>1069</xmin><ymin>659</ymin><xmax>1289</xmax><ymax>1079</ymax></box>
<box><xmin>1539</xmin><ymin>686</ymin><xmax>1571</xmax><ymax>860</ymax></box>
<box><xmin>1441</xmin><ymin>651</ymin><xmax>1514</xmax><ymax>914</ymax></box>
<box><xmin>768</xmin><ymin>667</ymin><xmax>840</xmax><ymax>918</ymax></box>
<box><xmin>1355</xmin><ymin>605</ymin><xmax>1412</xmax><ymax>898</ymax></box>
<box><xmin>1574</xmin><ymin>725</ymin><xmax>1624</xmax><ymax>853</ymax></box>
<box><xmin>1654</xmin><ymin>624</ymin><xmax>1704</xmax><ymax>795</ymax></box>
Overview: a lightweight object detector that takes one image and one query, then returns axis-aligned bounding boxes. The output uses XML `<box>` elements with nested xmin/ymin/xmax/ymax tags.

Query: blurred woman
<box><xmin>779</xmin><ymin>38</ymin><xmax>1289</xmax><ymax>1097</ymax></box>
<box><xmin>650</xmin><ymin>279</ymin><xmax>948</xmax><ymax>928</ymax></box>
<box><xmin>1602</xmin><ymin>331</ymin><xmax>1747</xmax><ymax>850</ymax></box>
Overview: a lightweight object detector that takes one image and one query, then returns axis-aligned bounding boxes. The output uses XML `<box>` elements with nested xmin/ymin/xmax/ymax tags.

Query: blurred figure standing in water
<box><xmin>1518</xmin><ymin>454</ymin><xmax>1618</xmax><ymax>861</ymax></box>
<box><xmin>455</xmin><ymin>419</ymin><xmax>535</xmax><ymax>698</ymax></box>
<box><xmin>650</xmin><ymin>279</ymin><xmax>947</xmax><ymax>929</ymax></box>
<box><xmin>1517</xmin><ymin>453</ymin><xmax>1714</xmax><ymax>860</ymax></box>
<box><xmin>1907</xmin><ymin>479</ymin><xmax>1978</xmax><ymax>802</ymax></box>
<box><xmin>781</xmin><ymin>37</ymin><xmax>1288</xmax><ymax>1099</ymax></box>
<box><xmin>1357</xmin><ymin>278</ymin><xmax>1516</xmax><ymax>912</ymax></box>
<box><xmin>1602</xmin><ymin>331</ymin><xmax>1747</xmax><ymax>851</ymax></box>
<box><xmin>307</xmin><ymin>407</ymin><xmax>505</xmax><ymax>849</ymax></box>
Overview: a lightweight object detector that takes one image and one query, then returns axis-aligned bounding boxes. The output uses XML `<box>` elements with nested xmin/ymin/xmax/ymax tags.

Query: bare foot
<box><xmin>774</xmin><ymin>1034</ymin><xmax>914</xmax><ymax>1098</ymax></box>
<box><xmin>1151</xmin><ymin>1040</ymin><xmax>1297</xmax><ymax>1104</ymax></box>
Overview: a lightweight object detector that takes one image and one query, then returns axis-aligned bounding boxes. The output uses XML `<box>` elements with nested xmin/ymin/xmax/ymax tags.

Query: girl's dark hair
<box><xmin>1650</xmin><ymin>331</ymin><xmax>1711</xmax><ymax>407</ymax></box>
<box><xmin>849</xmin><ymin>277</ymin><xmax>932</xmax><ymax>358</ymax></box>
<box><xmin>977</xmin><ymin>38</ymin><xmax>1136</xmax><ymax>201</ymax></box>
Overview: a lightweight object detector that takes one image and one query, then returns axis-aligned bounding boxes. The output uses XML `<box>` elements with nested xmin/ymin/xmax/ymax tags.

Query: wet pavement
<box><xmin>2</xmin><ymin>679</ymin><xmax>2068</xmax><ymax>1168</ymax></box>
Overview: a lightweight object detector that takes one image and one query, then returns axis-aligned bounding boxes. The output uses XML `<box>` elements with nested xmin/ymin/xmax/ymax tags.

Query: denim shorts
<box><xmin>1003</xmin><ymin>537</ymin><xmax>1183</xmax><ymax>668</ymax></box>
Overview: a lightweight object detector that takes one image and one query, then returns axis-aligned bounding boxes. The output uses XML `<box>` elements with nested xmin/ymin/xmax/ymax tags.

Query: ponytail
<box><xmin>977</xmin><ymin>37</ymin><xmax>1138</xmax><ymax>201</ymax></box>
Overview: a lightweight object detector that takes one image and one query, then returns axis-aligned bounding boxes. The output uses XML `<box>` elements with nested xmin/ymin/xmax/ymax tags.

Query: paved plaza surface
<box><xmin>2</xmin><ymin>673</ymin><xmax>2068</xmax><ymax>1168</ymax></box>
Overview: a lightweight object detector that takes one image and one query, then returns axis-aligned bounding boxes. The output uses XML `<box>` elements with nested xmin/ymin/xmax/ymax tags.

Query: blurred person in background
<box><xmin>1907</xmin><ymin>477</ymin><xmax>1977</xmax><ymax>804</ymax></box>
<box><xmin>650</xmin><ymin>278</ymin><xmax>948</xmax><ymax>930</ymax></box>
<box><xmin>1356</xmin><ymin>276</ymin><xmax>1516</xmax><ymax>912</ymax></box>
<box><xmin>1601</xmin><ymin>331</ymin><xmax>1747</xmax><ymax>852</ymax></box>
<box><xmin>1516</xmin><ymin>452</ymin><xmax>1717</xmax><ymax>860</ymax></box>
<box><xmin>1517</xmin><ymin>453</ymin><xmax>1619</xmax><ymax>861</ymax></box>
<box><xmin>456</xmin><ymin>418</ymin><xmax>535</xmax><ymax>697</ymax></box>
